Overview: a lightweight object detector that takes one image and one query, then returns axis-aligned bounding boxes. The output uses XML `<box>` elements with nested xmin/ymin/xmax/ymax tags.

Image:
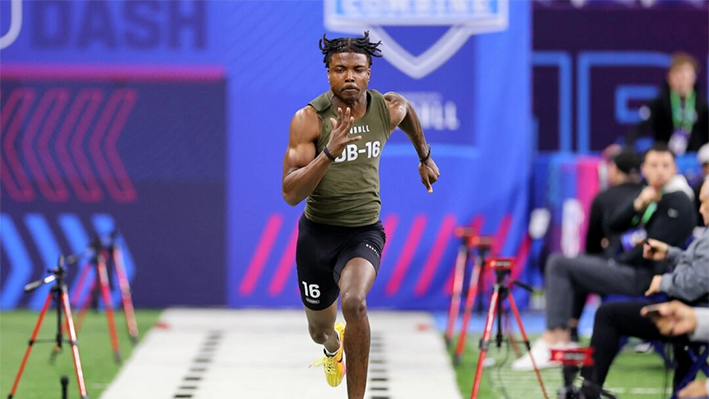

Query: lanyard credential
<box><xmin>632</xmin><ymin>196</ymin><xmax>660</xmax><ymax>227</ymax></box>
<box><xmin>670</xmin><ymin>90</ymin><xmax>697</xmax><ymax>132</ymax></box>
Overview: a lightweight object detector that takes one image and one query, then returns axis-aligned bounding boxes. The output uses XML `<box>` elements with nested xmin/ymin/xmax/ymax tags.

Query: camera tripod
<box><xmin>470</xmin><ymin>258</ymin><xmax>549</xmax><ymax>399</ymax></box>
<box><xmin>453</xmin><ymin>233</ymin><xmax>494</xmax><ymax>365</ymax></box>
<box><xmin>445</xmin><ymin>228</ymin><xmax>494</xmax><ymax>347</ymax></box>
<box><xmin>72</xmin><ymin>234</ymin><xmax>138</xmax><ymax>364</ymax></box>
<box><xmin>445</xmin><ymin>227</ymin><xmax>473</xmax><ymax>347</ymax></box>
<box><xmin>7</xmin><ymin>256</ymin><xmax>89</xmax><ymax>399</ymax></box>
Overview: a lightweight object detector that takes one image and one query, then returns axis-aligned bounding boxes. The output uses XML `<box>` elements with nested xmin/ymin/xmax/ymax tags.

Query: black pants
<box><xmin>580</xmin><ymin>301</ymin><xmax>696</xmax><ymax>391</ymax></box>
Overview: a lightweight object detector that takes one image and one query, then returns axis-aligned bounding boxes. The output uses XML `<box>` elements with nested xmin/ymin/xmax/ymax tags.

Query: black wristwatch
<box><xmin>419</xmin><ymin>144</ymin><xmax>431</xmax><ymax>163</ymax></box>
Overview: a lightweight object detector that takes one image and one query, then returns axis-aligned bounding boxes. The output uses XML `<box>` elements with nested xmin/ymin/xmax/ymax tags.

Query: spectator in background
<box><xmin>585</xmin><ymin>150</ymin><xmax>643</xmax><ymax>258</ymax></box>
<box><xmin>626</xmin><ymin>52</ymin><xmax>708</xmax><ymax>155</ymax></box>
<box><xmin>577</xmin><ymin>178</ymin><xmax>709</xmax><ymax>399</ymax></box>
<box><xmin>512</xmin><ymin>143</ymin><xmax>696</xmax><ymax>371</ymax></box>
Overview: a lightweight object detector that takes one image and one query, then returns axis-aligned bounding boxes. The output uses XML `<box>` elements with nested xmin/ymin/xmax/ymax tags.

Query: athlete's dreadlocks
<box><xmin>319</xmin><ymin>31</ymin><xmax>383</xmax><ymax>68</ymax></box>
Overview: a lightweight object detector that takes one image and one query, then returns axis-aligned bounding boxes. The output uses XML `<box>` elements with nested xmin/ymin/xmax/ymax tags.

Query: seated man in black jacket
<box><xmin>513</xmin><ymin>143</ymin><xmax>696</xmax><ymax>371</ymax></box>
<box><xmin>585</xmin><ymin>150</ymin><xmax>643</xmax><ymax>258</ymax></box>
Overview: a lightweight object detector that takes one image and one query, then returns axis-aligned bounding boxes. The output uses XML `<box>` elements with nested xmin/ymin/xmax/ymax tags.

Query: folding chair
<box><xmin>670</xmin><ymin>342</ymin><xmax>709</xmax><ymax>399</ymax></box>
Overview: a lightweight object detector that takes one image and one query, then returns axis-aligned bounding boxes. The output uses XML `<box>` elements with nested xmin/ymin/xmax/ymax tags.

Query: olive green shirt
<box><xmin>305</xmin><ymin>90</ymin><xmax>392</xmax><ymax>226</ymax></box>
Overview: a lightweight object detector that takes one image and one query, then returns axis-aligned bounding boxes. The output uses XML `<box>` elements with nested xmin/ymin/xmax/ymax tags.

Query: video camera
<box><xmin>487</xmin><ymin>258</ymin><xmax>515</xmax><ymax>283</ymax></box>
<box><xmin>487</xmin><ymin>258</ymin><xmax>512</xmax><ymax>271</ymax></box>
<box><xmin>453</xmin><ymin>227</ymin><xmax>495</xmax><ymax>248</ymax></box>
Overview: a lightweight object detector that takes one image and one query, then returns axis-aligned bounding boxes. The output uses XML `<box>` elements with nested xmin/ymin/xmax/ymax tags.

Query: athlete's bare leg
<box><xmin>304</xmin><ymin>301</ymin><xmax>340</xmax><ymax>354</ymax></box>
<box><xmin>338</xmin><ymin>257</ymin><xmax>377</xmax><ymax>399</ymax></box>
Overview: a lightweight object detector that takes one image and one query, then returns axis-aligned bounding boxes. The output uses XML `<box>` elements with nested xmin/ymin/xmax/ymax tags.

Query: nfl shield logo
<box><xmin>324</xmin><ymin>0</ymin><xmax>509</xmax><ymax>79</ymax></box>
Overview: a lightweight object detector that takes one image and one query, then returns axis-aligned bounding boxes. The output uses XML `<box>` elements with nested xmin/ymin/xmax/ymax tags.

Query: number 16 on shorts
<box><xmin>302</xmin><ymin>281</ymin><xmax>321</xmax><ymax>305</ymax></box>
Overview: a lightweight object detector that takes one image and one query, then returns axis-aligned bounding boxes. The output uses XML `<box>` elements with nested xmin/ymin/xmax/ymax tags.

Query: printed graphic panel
<box><xmin>0</xmin><ymin>69</ymin><xmax>227</xmax><ymax>309</ymax></box>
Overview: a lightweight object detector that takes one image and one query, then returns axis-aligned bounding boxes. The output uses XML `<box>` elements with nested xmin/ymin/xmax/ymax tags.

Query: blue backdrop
<box><xmin>0</xmin><ymin>0</ymin><xmax>532</xmax><ymax>310</ymax></box>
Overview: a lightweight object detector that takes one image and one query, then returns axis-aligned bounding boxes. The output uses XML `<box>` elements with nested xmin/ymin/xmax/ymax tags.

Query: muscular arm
<box><xmin>281</xmin><ymin>107</ymin><xmax>332</xmax><ymax>206</ymax></box>
<box><xmin>384</xmin><ymin>92</ymin><xmax>440</xmax><ymax>192</ymax></box>
<box><xmin>384</xmin><ymin>92</ymin><xmax>429</xmax><ymax>158</ymax></box>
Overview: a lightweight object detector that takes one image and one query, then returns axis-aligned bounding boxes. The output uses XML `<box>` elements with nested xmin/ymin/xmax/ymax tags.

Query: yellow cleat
<box><xmin>310</xmin><ymin>322</ymin><xmax>346</xmax><ymax>387</ymax></box>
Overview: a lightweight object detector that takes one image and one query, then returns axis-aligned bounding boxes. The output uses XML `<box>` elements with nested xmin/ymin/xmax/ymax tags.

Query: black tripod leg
<box><xmin>50</xmin><ymin>285</ymin><xmax>64</xmax><ymax>364</ymax></box>
<box><xmin>7</xmin><ymin>293</ymin><xmax>53</xmax><ymax>399</ymax></box>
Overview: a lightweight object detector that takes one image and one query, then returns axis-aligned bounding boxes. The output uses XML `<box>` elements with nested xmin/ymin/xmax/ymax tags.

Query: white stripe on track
<box><xmin>100</xmin><ymin>309</ymin><xmax>462</xmax><ymax>399</ymax></box>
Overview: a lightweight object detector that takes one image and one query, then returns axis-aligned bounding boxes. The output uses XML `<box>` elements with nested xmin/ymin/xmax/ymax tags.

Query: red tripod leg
<box><xmin>70</xmin><ymin>261</ymin><xmax>91</xmax><ymax>306</ymax></box>
<box><xmin>445</xmin><ymin>242</ymin><xmax>468</xmax><ymax>347</ymax></box>
<box><xmin>454</xmin><ymin>259</ymin><xmax>482</xmax><ymax>365</ymax></box>
<box><xmin>7</xmin><ymin>294</ymin><xmax>53</xmax><ymax>399</ymax></box>
<box><xmin>113</xmin><ymin>247</ymin><xmax>139</xmax><ymax>343</ymax></box>
<box><xmin>508</xmin><ymin>294</ymin><xmax>549</xmax><ymax>399</ymax></box>
<box><xmin>97</xmin><ymin>256</ymin><xmax>122</xmax><ymax>364</ymax></box>
<box><xmin>74</xmin><ymin>263</ymin><xmax>97</xmax><ymax>335</ymax></box>
<box><xmin>470</xmin><ymin>289</ymin><xmax>499</xmax><ymax>399</ymax></box>
<box><xmin>61</xmin><ymin>289</ymin><xmax>89</xmax><ymax>399</ymax></box>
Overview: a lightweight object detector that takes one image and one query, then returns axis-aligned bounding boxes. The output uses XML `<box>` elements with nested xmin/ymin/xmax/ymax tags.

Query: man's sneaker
<box><xmin>310</xmin><ymin>323</ymin><xmax>346</xmax><ymax>387</ymax></box>
<box><xmin>511</xmin><ymin>339</ymin><xmax>564</xmax><ymax>371</ymax></box>
<box><xmin>633</xmin><ymin>342</ymin><xmax>654</xmax><ymax>353</ymax></box>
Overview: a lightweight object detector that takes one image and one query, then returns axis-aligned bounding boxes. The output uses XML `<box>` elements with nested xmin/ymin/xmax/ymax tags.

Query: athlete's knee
<box><xmin>341</xmin><ymin>291</ymin><xmax>367</xmax><ymax>320</ymax></box>
<box><xmin>308</xmin><ymin>323</ymin><xmax>335</xmax><ymax>345</ymax></box>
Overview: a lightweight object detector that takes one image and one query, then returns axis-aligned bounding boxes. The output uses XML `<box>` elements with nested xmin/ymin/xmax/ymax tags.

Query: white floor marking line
<box><xmin>100</xmin><ymin>309</ymin><xmax>462</xmax><ymax>399</ymax></box>
<box><xmin>172</xmin><ymin>330</ymin><xmax>225</xmax><ymax>398</ymax></box>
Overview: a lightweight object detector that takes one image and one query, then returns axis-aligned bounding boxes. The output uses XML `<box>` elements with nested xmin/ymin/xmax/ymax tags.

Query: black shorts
<box><xmin>296</xmin><ymin>214</ymin><xmax>386</xmax><ymax>310</ymax></box>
